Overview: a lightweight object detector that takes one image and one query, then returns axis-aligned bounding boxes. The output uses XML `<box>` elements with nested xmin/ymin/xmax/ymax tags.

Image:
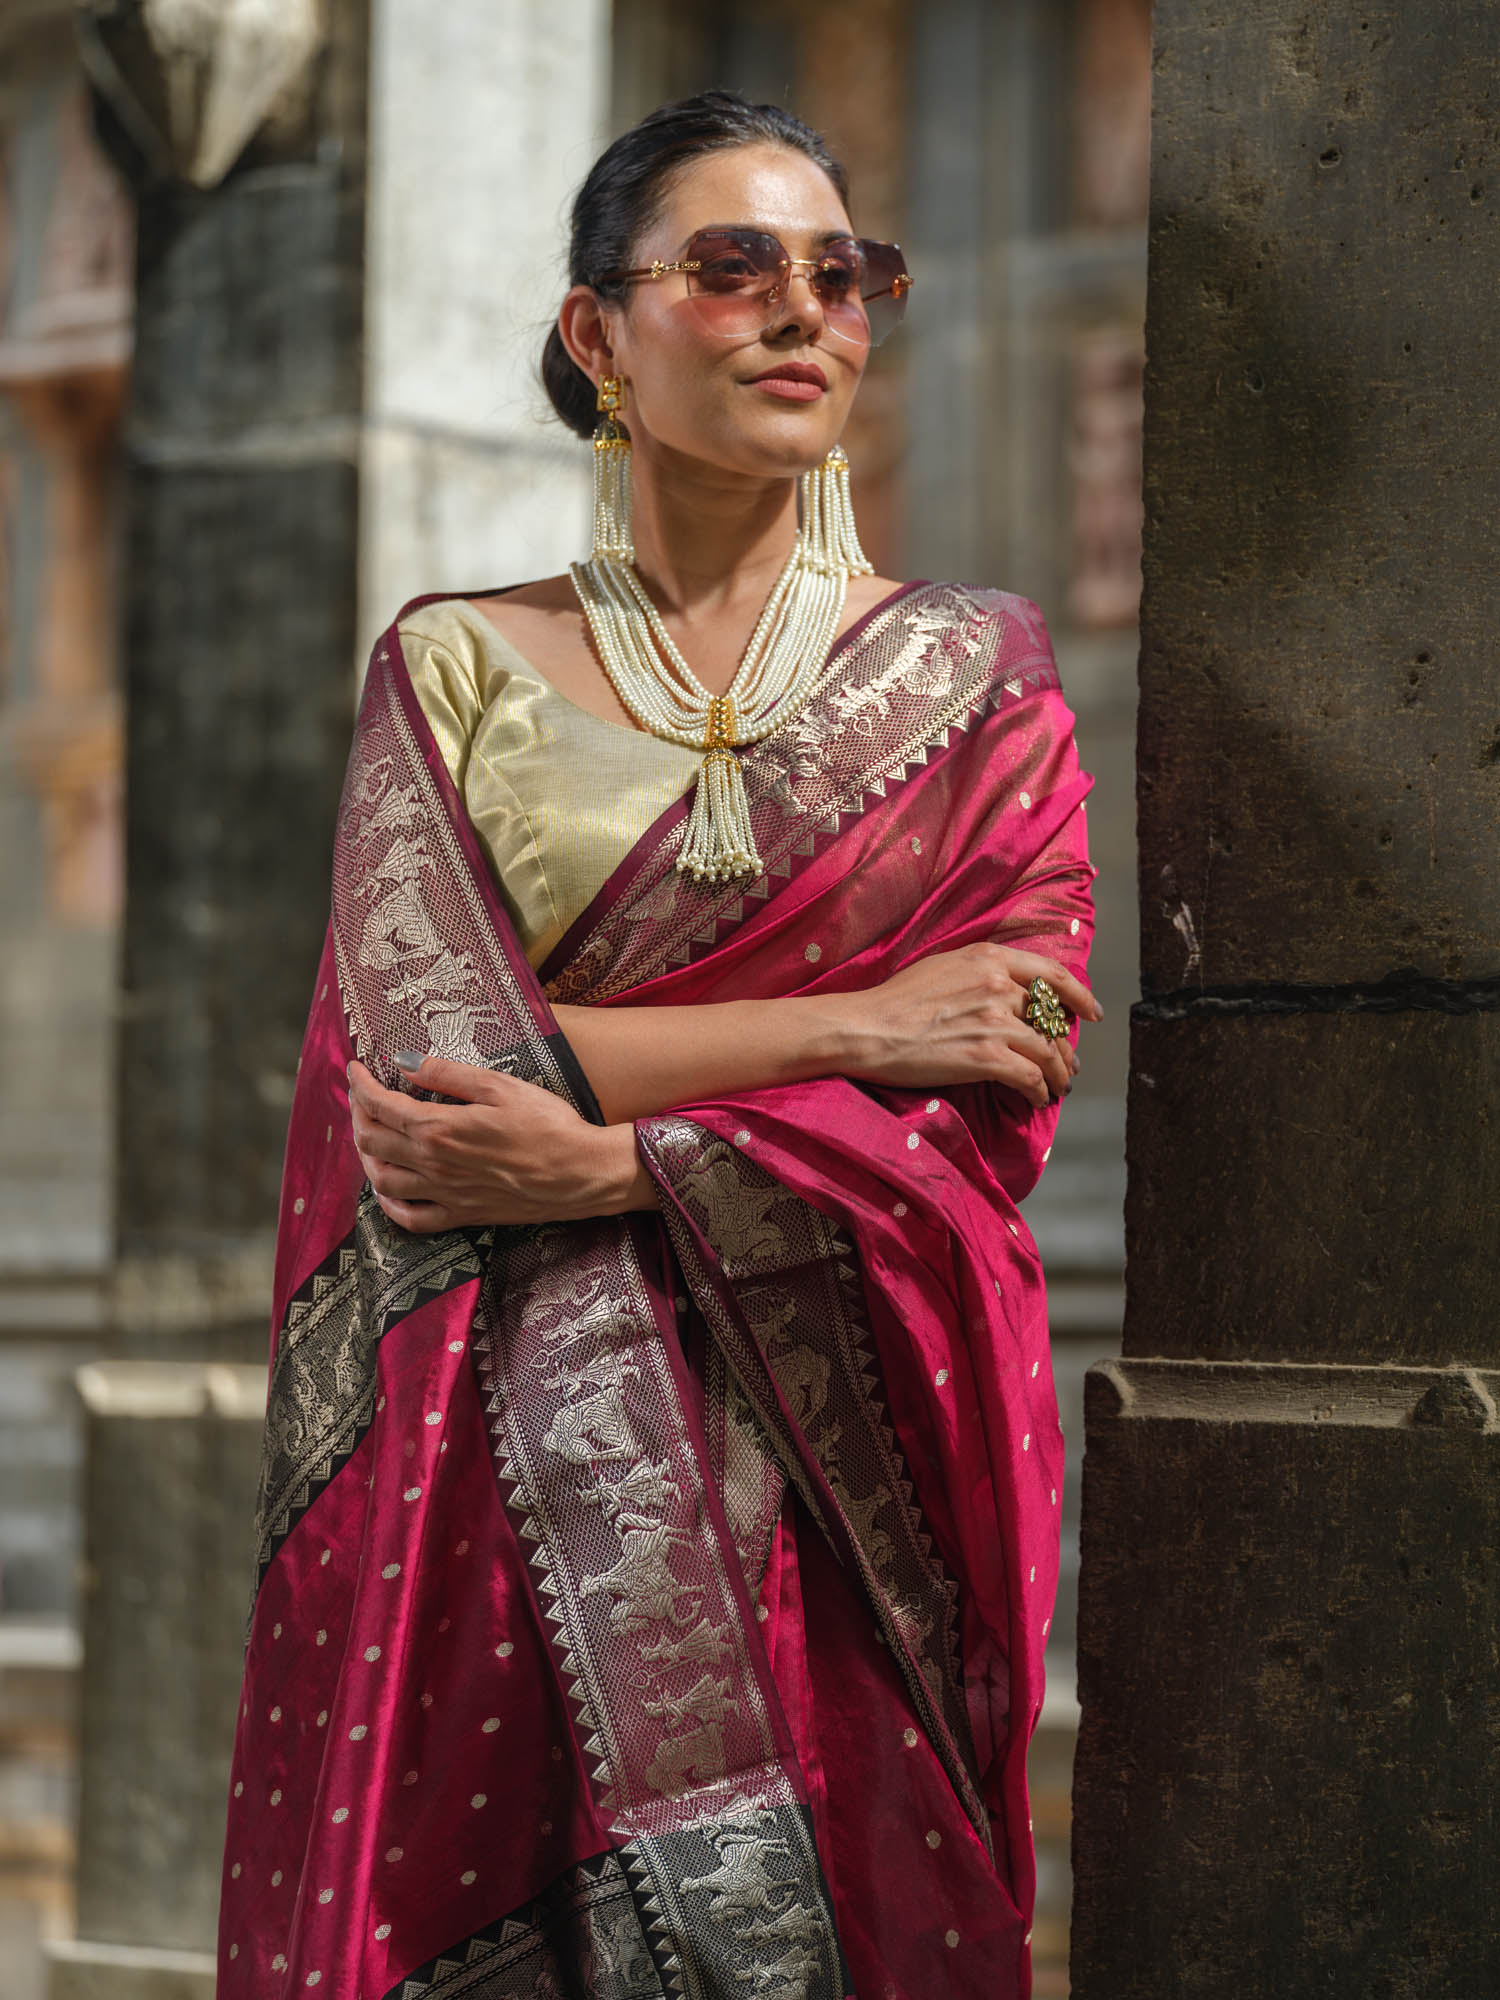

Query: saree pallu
<box><xmin>217</xmin><ymin>580</ymin><xmax>1094</xmax><ymax>2000</ymax></box>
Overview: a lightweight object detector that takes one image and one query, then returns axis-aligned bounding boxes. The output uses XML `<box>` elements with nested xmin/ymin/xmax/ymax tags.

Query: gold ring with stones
<box><xmin>1024</xmin><ymin>975</ymin><xmax>1071</xmax><ymax>1041</ymax></box>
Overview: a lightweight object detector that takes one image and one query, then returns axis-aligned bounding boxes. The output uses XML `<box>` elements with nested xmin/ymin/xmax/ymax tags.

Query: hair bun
<box><xmin>542</xmin><ymin>324</ymin><xmax>598</xmax><ymax>438</ymax></box>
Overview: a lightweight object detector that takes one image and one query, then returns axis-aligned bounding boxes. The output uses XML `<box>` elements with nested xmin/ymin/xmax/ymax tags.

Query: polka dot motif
<box><xmin>293</xmin><ymin>1197</ymin><xmax>306</xmax><ymax>1216</ymax></box>
<box><xmin>926</xmin><ymin>1830</ymin><xmax>941</xmax><ymax>1849</ymax></box>
<box><xmin>364</xmin><ymin>1645</ymin><xmax>381</xmax><ymax>1663</ymax></box>
<box><xmin>902</xmin><ymin>1727</ymin><xmax>918</xmax><ymax>1748</ymax></box>
<box><xmin>318</xmin><ymin>1888</ymin><xmax>333</xmax><ymax>1905</ymax></box>
<box><xmin>461</xmin><ymin>1870</ymin><xmax>477</xmax><ymax>1886</ymax></box>
<box><xmin>332</xmin><ymin>1807</ymin><xmax>349</xmax><ymax>1823</ymax></box>
<box><xmin>496</xmin><ymin>1642</ymin><xmax>513</xmax><ymax>1659</ymax></box>
<box><xmin>382</xmin><ymin>1563</ymin><xmax>400</xmax><ymax>1580</ymax></box>
<box><xmin>375</xmin><ymin>1924</ymin><xmax>391</xmax><ymax>1942</ymax></box>
<box><xmin>403</xmin><ymin>1486</ymin><xmax>421</xmax><ymax>1503</ymax></box>
<box><xmin>1019</xmin><ymin>790</ymin><xmax>1032</xmax><ymax>810</ymax></box>
<box><xmin>925</xmin><ymin>1098</ymin><xmax>940</xmax><ymax>1113</ymax></box>
<box><xmin>272</xmin><ymin>1870</ymin><xmax>283</xmax><ymax>1886</ymax></box>
<box><xmin>424</xmin><ymin>1411</ymin><xmax>442</xmax><ymax>1427</ymax></box>
<box><xmin>893</xmin><ymin>1202</ymin><xmax>907</xmax><ymax>1217</ymax></box>
<box><xmin>471</xmin><ymin>1793</ymin><xmax>487</xmax><ymax>1809</ymax></box>
<box><xmin>945</xmin><ymin>1929</ymin><xmax>960</xmax><ymax>1949</ymax></box>
<box><xmin>734</xmin><ymin>1130</ymin><xmax>751</xmax><ymax>1147</ymax></box>
<box><xmin>804</xmin><ymin>943</ymin><xmax>822</xmax><ymax>963</ymax></box>
<box><xmin>349</xmin><ymin>1726</ymin><xmax>368</xmax><ymax>1742</ymax></box>
<box><xmin>907</xmin><ymin>1132</ymin><xmax>920</xmax><ymax>1150</ymax></box>
<box><xmin>385</xmin><ymin>1847</ymin><xmax>403</xmax><ymax>1864</ymax></box>
<box><xmin>448</xmin><ymin>1340</ymin><xmax>464</xmax><ymax>1354</ymax></box>
<box><xmin>934</xmin><ymin>1368</ymin><xmax>949</xmax><ymax>1387</ymax></box>
<box><xmin>231</xmin><ymin>1862</ymin><xmax>242</xmax><ymax>1879</ymax></box>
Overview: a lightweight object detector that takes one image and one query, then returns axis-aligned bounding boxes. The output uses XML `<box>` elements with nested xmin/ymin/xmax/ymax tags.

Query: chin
<box><xmin>722</xmin><ymin>413</ymin><xmax>847</xmax><ymax>479</ymax></box>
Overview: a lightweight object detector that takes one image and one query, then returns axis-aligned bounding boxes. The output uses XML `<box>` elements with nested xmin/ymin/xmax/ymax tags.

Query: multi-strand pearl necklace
<box><xmin>570</xmin><ymin>421</ymin><xmax>872</xmax><ymax>883</ymax></box>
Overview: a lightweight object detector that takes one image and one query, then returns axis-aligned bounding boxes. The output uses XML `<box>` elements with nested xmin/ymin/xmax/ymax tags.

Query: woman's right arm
<box><xmin>553</xmin><ymin>944</ymin><xmax>1100</xmax><ymax>1125</ymax></box>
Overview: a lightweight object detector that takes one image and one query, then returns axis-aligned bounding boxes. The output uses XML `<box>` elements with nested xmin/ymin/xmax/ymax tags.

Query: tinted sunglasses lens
<box><xmin>857</xmin><ymin>240</ymin><xmax>911</xmax><ymax>346</ymax></box>
<box><xmin>685</xmin><ymin>229</ymin><xmax>784</xmax><ymax>298</ymax></box>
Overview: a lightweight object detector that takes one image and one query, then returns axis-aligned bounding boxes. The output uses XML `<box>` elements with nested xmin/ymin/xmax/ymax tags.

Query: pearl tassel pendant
<box><xmin>570</xmin><ymin>378</ymin><xmax>872</xmax><ymax>885</ymax></box>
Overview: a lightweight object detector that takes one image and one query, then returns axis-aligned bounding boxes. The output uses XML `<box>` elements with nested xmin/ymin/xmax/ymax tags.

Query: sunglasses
<box><xmin>595</xmin><ymin>226</ymin><xmax>913</xmax><ymax>348</ymax></box>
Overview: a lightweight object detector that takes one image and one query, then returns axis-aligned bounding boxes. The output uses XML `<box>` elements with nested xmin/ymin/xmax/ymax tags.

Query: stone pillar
<box><xmin>53</xmin><ymin>2</ymin><xmax>604</xmax><ymax>1990</ymax></box>
<box><xmin>48</xmin><ymin>1365</ymin><xmax>266</xmax><ymax>2000</ymax></box>
<box><xmin>1070</xmin><ymin>6</ymin><xmax>1500</xmax><ymax>1995</ymax></box>
<box><xmin>358</xmin><ymin>0</ymin><xmax>606</xmax><ymax>656</ymax></box>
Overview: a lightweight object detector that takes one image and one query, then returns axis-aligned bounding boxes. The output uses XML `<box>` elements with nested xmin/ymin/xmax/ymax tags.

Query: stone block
<box><xmin>47</xmin><ymin>1938</ymin><xmax>215</xmax><ymax>2000</ymax></box>
<box><xmin>1137</xmin><ymin>2</ymin><xmax>1500</xmax><ymax>991</ymax></box>
<box><xmin>1071</xmin><ymin>1357</ymin><xmax>1500</xmax><ymax>2000</ymax></box>
<box><xmin>69</xmin><ymin>1363</ymin><xmax>264</xmax><ymax>1955</ymax></box>
<box><xmin>1124</xmin><ymin>1007</ymin><xmax>1500</xmax><ymax>1365</ymax></box>
<box><xmin>115</xmin><ymin>458</ymin><xmax>357</xmax><ymax>1314</ymax></box>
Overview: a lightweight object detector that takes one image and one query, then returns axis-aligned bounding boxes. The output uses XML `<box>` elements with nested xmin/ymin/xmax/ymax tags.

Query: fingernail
<box><xmin>395</xmin><ymin>1051</ymin><xmax>423</xmax><ymax>1074</ymax></box>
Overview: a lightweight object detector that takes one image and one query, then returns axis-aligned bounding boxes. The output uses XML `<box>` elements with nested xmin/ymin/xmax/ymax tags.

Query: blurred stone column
<box><xmin>54</xmin><ymin>2</ymin><xmax>602</xmax><ymax>1991</ymax></box>
<box><xmin>1070</xmin><ymin>5</ymin><xmax>1500</xmax><ymax>1996</ymax></box>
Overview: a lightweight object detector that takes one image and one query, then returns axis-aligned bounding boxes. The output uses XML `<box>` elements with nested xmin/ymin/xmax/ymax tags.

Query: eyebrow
<box><xmin>678</xmin><ymin>224</ymin><xmax>856</xmax><ymax>249</ymax></box>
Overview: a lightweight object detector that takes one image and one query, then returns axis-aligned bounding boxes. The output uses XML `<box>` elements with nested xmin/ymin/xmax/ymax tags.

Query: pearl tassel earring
<box><xmin>570</xmin><ymin>374</ymin><xmax>873</xmax><ymax>884</ymax></box>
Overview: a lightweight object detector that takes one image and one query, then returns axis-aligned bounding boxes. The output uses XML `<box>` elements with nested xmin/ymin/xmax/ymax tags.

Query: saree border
<box><xmin>251</xmin><ymin>1190</ymin><xmax>490</xmax><ymax>1583</ymax></box>
<box><xmin>638</xmin><ymin>1120</ymin><xmax>993</xmax><ymax>1861</ymax></box>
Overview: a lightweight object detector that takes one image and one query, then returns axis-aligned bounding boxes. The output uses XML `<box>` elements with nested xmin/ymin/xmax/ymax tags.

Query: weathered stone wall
<box><xmin>1071</xmin><ymin>5</ymin><xmax>1500</xmax><ymax>1993</ymax></box>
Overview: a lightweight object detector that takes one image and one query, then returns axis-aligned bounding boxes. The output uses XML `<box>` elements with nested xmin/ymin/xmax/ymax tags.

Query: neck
<box><xmin>624</xmin><ymin>433</ymin><xmax>802</xmax><ymax>620</ymax></box>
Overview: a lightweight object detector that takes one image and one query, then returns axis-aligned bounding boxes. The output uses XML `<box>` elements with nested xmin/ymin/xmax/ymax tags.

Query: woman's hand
<box><xmin>827</xmin><ymin>944</ymin><xmax>1102</xmax><ymax>1109</ymax></box>
<box><xmin>346</xmin><ymin>1055</ymin><xmax>657</xmax><ymax>1233</ymax></box>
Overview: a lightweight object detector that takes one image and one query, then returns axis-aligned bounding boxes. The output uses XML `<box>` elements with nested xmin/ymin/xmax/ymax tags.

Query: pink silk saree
<box><xmin>217</xmin><ymin>579</ymin><xmax>1094</xmax><ymax>2000</ymax></box>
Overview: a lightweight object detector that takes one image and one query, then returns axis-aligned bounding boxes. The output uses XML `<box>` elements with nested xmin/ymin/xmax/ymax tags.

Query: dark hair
<box><xmin>541</xmin><ymin>91</ymin><xmax>851</xmax><ymax>437</ymax></box>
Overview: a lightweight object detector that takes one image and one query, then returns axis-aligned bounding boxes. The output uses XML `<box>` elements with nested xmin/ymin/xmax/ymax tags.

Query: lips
<box><xmin>746</xmin><ymin>361</ymin><xmax>828</xmax><ymax>393</ymax></box>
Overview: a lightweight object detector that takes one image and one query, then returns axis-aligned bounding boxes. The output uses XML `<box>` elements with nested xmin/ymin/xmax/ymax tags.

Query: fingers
<box><xmin>370</xmin><ymin>1189</ymin><xmax>455</xmax><ymax>1235</ymax></box>
<box><xmin>999</xmin><ymin>950</ymin><xmax>1104</xmax><ymax>1024</ymax></box>
<box><xmin>347</xmin><ymin>1060</ymin><xmax>422</xmax><ymax>1139</ymax></box>
<box><xmin>394</xmin><ymin>1051</ymin><xmax>510</xmax><ymax>1104</ymax></box>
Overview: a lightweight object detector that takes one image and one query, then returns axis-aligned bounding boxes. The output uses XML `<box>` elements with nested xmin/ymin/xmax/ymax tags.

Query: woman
<box><xmin>219</xmin><ymin>92</ymin><xmax>1098</xmax><ymax>2000</ymax></box>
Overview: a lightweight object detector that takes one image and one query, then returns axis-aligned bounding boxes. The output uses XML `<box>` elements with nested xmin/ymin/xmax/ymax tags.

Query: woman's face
<box><xmin>585</xmin><ymin>143</ymin><xmax>869</xmax><ymax>481</ymax></box>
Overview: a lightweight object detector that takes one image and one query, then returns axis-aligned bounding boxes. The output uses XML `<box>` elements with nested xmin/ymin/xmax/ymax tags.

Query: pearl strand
<box><xmin>571</xmin><ymin>444</ymin><xmax>873</xmax><ymax>881</ymax></box>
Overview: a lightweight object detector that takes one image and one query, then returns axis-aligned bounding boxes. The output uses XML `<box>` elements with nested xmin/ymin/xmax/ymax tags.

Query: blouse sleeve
<box><xmin>397</xmin><ymin>616</ymin><xmax>486</xmax><ymax>791</ymax></box>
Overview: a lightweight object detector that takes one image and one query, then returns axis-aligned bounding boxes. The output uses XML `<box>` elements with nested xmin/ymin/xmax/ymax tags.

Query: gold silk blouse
<box><xmin>398</xmin><ymin>598</ymin><xmax>702</xmax><ymax>970</ymax></box>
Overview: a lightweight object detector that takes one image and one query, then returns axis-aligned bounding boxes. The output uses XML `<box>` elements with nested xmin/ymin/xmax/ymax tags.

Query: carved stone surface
<box><xmin>1135</xmin><ymin>4</ymin><xmax>1500</xmax><ymax>994</ymax></box>
<box><xmin>113</xmin><ymin>63</ymin><xmax>365</xmax><ymax>1349</ymax></box>
<box><xmin>66</xmin><ymin>1364</ymin><xmax>265</xmax><ymax>1957</ymax></box>
<box><xmin>1124</xmin><ymin>1007</ymin><xmax>1500</xmax><ymax>1366</ymax></box>
<box><xmin>1073</xmin><ymin>4</ymin><xmax>1500</xmax><ymax>1992</ymax></box>
<box><xmin>1073</xmin><ymin>1360</ymin><xmax>1500</xmax><ymax>1999</ymax></box>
